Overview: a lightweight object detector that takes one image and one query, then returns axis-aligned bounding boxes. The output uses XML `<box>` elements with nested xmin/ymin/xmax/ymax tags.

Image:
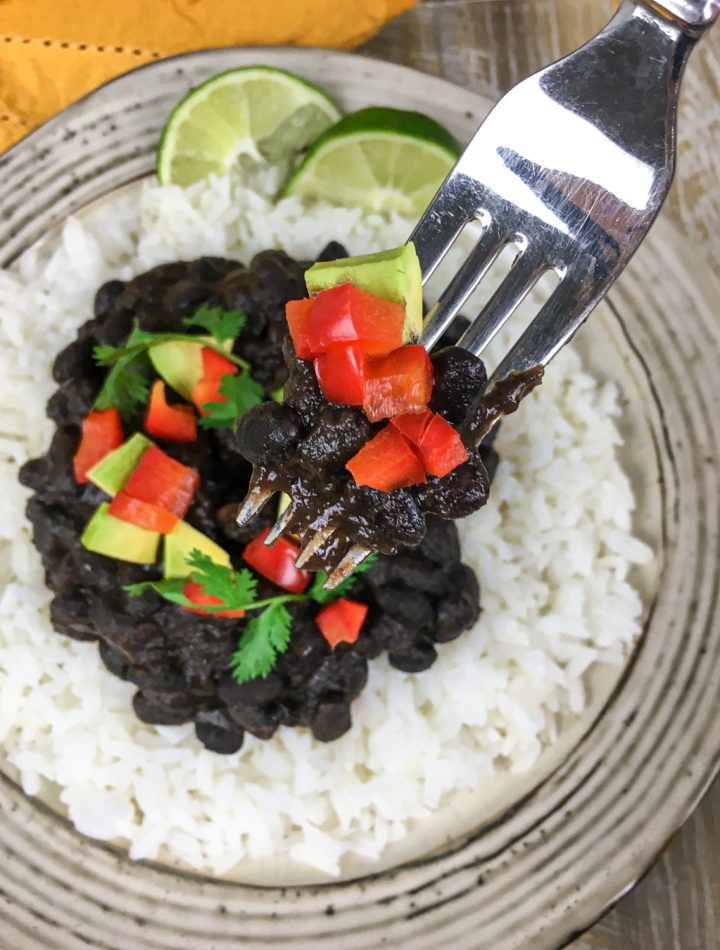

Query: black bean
<box><xmin>389</xmin><ymin>641</ymin><xmax>438</xmax><ymax>673</ymax></box>
<box><xmin>430</xmin><ymin>347</ymin><xmax>488</xmax><ymax>426</ymax></box>
<box><xmin>419</xmin><ymin>452</ymin><xmax>490</xmax><ymax>519</ymax></box>
<box><xmin>227</xmin><ymin>702</ymin><xmax>282</xmax><ymax>739</ymax></box>
<box><xmin>311</xmin><ymin>695</ymin><xmax>352</xmax><ymax>742</ymax></box>
<box><xmin>133</xmin><ymin>690</ymin><xmax>195</xmax><ymax>725</ymax></box>
<box><xmin>50</xmin><ymin>592</ymin><xmax>97</xmax><ymax>641</ymax></box>
<box><xmin>52</xmin><ymin>336</ymin><xmax>96</xmax><ymax>384</ymax></box>
<box><xmin>194</xmin><ymin>709</ymin><xmax>245</xmax><ymax>754</ymax></box>
<box><xmin>365</xmin><ymin>613</ymin><xmax>418</xmax><ymax>653</ymax></box>
<box><xmin>217</xmin><ymin>670</ymin><xmax>284</xmax><ymax>706</ymax></box>
<box><xmin>236</xmin><ymin>402</ymin><xmax>302</xmax><ymax>465</ymax></box>
<box><xmin>161</xmin><ymin>279</ymin><xmax>217</xmax><ymax>318</ymax></box>
<box><xmin>416</xmin><ymin>515</ymin><xmax>462</xmax><ymax>566</ymax></box>
<box><xmin>371</xmin><ymin>585</ymin><xmax>435</xmax><ymax>633</ymax></box>
<box><xmin>93</xmin><ymin>279</ymin><xmax>125</xmax><ymax>319</ymax></box>
<box><xmin>98</xmin><ymin>640</ymin><xmax>130</xmax><ymax>678</ymax></box>
<box><xmin>365</xmin><ymin>553</ymin><xmax>450</xmax><ymax>597</ymax></box>
<box><xmin>435</xmin><ymin>564</ymin><xmax>480</xmax><ymax>642</ymax></box>
<box><xmin>315</xmin><ymin>241</ymin><xmax>349</xmax><ymax>262</ymax></box>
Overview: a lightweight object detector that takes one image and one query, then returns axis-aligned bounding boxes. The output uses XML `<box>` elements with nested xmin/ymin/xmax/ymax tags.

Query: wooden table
<box><xmin>362</xmin><ymin>2</ymin><xmax>720</xmax><ymax>946</ymax></box>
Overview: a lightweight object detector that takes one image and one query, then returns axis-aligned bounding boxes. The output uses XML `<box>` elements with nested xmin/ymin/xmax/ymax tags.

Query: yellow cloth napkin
<box><xmin>0</xmin><ymin>0</ymin><xmax>415</xmax><ymax>152</ymax></box>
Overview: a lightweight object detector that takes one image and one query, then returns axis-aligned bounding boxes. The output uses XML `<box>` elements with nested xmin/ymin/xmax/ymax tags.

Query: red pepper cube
<box><xmin>192</xmin><ymin>376</ymin><xmax>226</xmax><ymax>416</ymax></box>
<box><xmin>316</xmin><ymin>597</ymin><xmax>368</xmax><ymax>649</ymax></box>
<box><xmin>363</xmin><ymin>345</ymin><xmax>434</xmax><ymax>423</ymax></box>
<box><xmin>306</xmin><ymin>284</ymin><xmax>404</xmax><ymax>357</ymax></box>
<box><xmin>285</xmin><ymin>298</ymin><xmax>315</xmax><ymax>359</ymax></box>
<box><xmin>145</xmin><ymin>381</ymin><xmax>197</xmax><ymax>443</ymax></box>
<box><xmin>242</xmin><ymin>526</ymin><xmax>311</xmax><ymax>594</ymax></box>
<box><xmin>346</xmin><ymin>425</ymin><xmax>427</xmax><ymax>492</ymax></box>
<box><xmin>73</xmin><ymin>408</ymin><xmax>124</xmax><ymax>484</ymax></box>
<box><xmin>108</xmin><ymin>490</ymin><xmax>179</xmax><ymax>534</ymax></box>
<box><xmin>313</xmin><ymin>344</ymin><xmax>366</xmax><ymax>406</ymax></box>
<box><xmin>123</xmin><ymin>445</ymin><xmax>200</xmax><ymax>519</ymax></box>
<box><xmin>390</xmin><ymin>409</ymin><xmax>434</xmax><ymax>446</ymax></box>
<box><xmin>201</xmin><ymin>347</ymin><xmax>238</xmax><ymax>382</ymax></box>
<box><xmin>416</xmin><ymin>413</ymin><xmax>469</xmax><ymax>477</ymax></box>
<box><xmin>181</xmin><ymin>580</ymin><xmax>246</xmax><ymax>619</ymax></box>
<box><xmin>391</xmin><ymin>409</ymin><xmax>468</xmax><ymax>477</ymax></box>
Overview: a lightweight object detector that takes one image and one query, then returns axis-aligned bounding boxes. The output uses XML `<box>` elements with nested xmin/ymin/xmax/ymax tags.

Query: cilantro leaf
<box><xmin>198</xmin><ymin>371</ymin><xmax>264</xmax><ymax>430</ymax></box>
<box><xmin>92</xmin><ymin>318</ymin><xmax>251</xmax><ymax>418</ymax></box>
<box><xmin>230</xmin><ymin>603</ymin><xmax>292</xmax><ymax>682</ymax></box>
<box><xmin>93</xmin><ymin>326</ymin><xmax>153</xmax><ymax>419</ymax></box>
<box><xmin>124</xmin><ymin>577</ymin><xmax>190</xmax><ymax>605</ymax></box>
<box><xmin>185</xmin><ymin>550</ymin><xmax>258</xmax><ymax>607</ymax></box>
<box><xmin>308</xmin><ymin>553</ymin><xmax>379</xmax><ymax>604</ymax></box>
<box><xmin>182</xmin><ymin>303</ymin><xmax>246</xmax><ymax>343</ymax></box>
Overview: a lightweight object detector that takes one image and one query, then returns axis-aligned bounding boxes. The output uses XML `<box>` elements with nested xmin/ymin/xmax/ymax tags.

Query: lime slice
<box><xmin>157</xmin><ymin>66</ymin><xmax>342</xmax><ymax>186</ymax></box>
<box><xmin>283</xmin><ymin>107</ymin><xmax>461</xmax><ymax>216</ymax></box>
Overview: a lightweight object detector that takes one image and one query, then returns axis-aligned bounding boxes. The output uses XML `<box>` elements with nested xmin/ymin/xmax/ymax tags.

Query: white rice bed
<box><xmin>0</xmin><ymin>172</ymin><xmax>652</xmax><ymax>878</ymax></box>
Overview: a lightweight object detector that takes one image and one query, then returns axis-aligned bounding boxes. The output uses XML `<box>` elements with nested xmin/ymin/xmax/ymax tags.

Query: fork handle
<box><xmin>645</xmin><ymin>0</ymin><xmax>720</xmax><ymax>33</ymax></box>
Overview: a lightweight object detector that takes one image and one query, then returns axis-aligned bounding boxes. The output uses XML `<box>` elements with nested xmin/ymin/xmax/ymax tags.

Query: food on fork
<box><xmin>236</xmin><ymin>243</ymin><xmax>543</xmax><ymax>578</ymax></box>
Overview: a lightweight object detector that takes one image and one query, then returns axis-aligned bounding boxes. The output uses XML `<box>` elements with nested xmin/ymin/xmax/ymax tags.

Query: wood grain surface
<box><xmin>362</xmin><ymin>2</ymin><xmax>720</xmax><ymax>947</ymax></box>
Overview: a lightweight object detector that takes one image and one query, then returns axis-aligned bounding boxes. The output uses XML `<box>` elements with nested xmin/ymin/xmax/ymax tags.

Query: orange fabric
<box><xmin>0</xmin><ymin>0</ymin><xmax>415</xmax><ymax>151</ymax></box>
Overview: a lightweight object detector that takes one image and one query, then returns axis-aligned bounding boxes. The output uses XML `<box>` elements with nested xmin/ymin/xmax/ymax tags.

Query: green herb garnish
<box><xmin>198</xmin><ymin>372</ymin><xmax>264</xmax><ymax>430</ymax></box>
<box><xmin>182</xmin><ymin>304</ymin><xmax>246</xmax><ymax>344</ymax></box>
<box><xmin>93</xmin><ymin>311</ymin><xmax>252</xmax><ymax>420</ymax></box>
<box><xmin>125</xmin><ymin>549</ymin><xmax>378</xmax><ymax>683</ymax></box>
<box><xmin>230</xmin><ymin>602</ymin><xmax>293</xmax><ymax>681</ymax></box>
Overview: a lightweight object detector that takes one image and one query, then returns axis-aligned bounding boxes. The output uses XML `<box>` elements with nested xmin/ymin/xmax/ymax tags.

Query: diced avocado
<box><xmin>81</xmin><ymin>503</ymin><xmax>161</xmax><ymax>564</ymax></box>
<box><xmin>149</xmin><ymin>341</ymin><xmax>204</xmax><ymax>402</ymax></box>
<box><xmin>164</xmin><ymin>520</ymin><xmax>231</xmax><ymax>579</ymax></box>
<box><xmin>87</xmin><ymin>433</ymin><xmax>153</xmax><ymax>496</ymax></box>
<box><xmin>149</xmin><ymin>337</ymin><xmax>233</xmax><ymax>402</ymax></box>
<box><xmin>305</xmin><ymin>242</ymin><xmax>423</xmax><ymax>342</ymax></box>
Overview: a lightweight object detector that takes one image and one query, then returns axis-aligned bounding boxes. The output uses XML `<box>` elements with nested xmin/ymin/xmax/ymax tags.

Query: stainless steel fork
<box><xmin>243</xmin><ymin>0</ymin><xmax>719</xmax><ymax>585</ymax></box>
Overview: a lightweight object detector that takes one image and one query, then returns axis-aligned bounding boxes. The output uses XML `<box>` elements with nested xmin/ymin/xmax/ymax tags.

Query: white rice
<box><xmin>0</xmin><ymin>170</ymin><xmax>653</xmax><ymax>878</ymax></box>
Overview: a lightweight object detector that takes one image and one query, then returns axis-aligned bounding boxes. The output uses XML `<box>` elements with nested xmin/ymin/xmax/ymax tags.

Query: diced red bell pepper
<box><xmin>242</xmin><ymin>526</ymin><xmax>311</xmax><ymax>594</ymax></box>
<box><xmin>192</xmin><ymin>348</ymin><xmax>238</xmax><ymax>415</ymax></box>
<box><xmin>73</xmin><ymin>408</ymin><xmax>124</xmax><ymax>484</ymax></box>
<box><xmin>415</xmin><ymin>413</ymin><xmax>469</xmax><ymax>477</ymax></box>
<box><xmin>313</xmin><ymin>344</ymin><xmax>366</xmax><ymax>405</ymax></box>
<box><xmin>306</xmin><ymin>284</ymin><xmax>405</xmax><ymax>357</ymax></box>
<box><xmin>363</xmin><ymin>345</ymin><xmax>434</xmax><ymax>422</ymax></box>
<box><xmin>390</xmin><ymin>409</ymin><xmax>434</xmax><ymax>445</ymax></box>
<box><xmin>108</xmin><ymin>490</ymin><xmax>179</xmax><ymax>534</ymax></box>
<box><xmin>391</xmin><ymin>409</ymin><xmax>469</xmax><ymax>477</ymax></box>
<box><xmin>192</xmin><ymin>376</ymin><xmax>226</xmax><ymax>416</ymax></box>
<box><xmin>123</xmin><ymin>445</ymin><xmax>200</xmax><ymax>519</ymax></box>
<box><xmin>346</xmin><ymin>425</ymin><xmax>427</xmax><ymax>492</ymax></box>
<box><xmin>285</xmin><ymin>298</ymin><xmax>315</xmax><ymax>359</ymax></box>
<box><xmin>181</xmin><ymin>580</ymin><xmax>246</xmax><ymax>619</ymax></box>
<box><xmin>315</xmin><ymin>597</ymin><xmax>368</xmax><ymax>649</ymax></box>
<box><xmin>201</xmin><ymin>347</ymin><xmax>238</xmax><ymax>382</ymax></box>
<box><xmin>145</xmin><ymin>381</ymin><xmax>197</xmax><ymax>442</ymax></box>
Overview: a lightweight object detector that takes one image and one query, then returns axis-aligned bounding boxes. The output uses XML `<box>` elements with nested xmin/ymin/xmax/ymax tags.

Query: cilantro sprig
<box><xmin>182</xmin><ymin>303</ymin><xmax>246</xmax><ymax>343</ymax></box>
<box><xmin>125</xmin><ymin>550</ymin><xmax>377</xmax><ymax>682</ymax></box>
<box><xmin>93</xmin><ymin>306</ymin><xmax>252</xmax><ymax>421</ymax></box>
<box><xmin>197</xmin><ymin>372</ymin><xmax>264</xmax><ymax>430</ymax></box>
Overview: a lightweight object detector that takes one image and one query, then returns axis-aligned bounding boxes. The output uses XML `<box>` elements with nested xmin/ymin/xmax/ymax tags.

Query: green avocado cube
<box><xmin>149</xmin><ymin>337</ymin><xmax>234</xmax><ymax>402</ymax></box>
<box><xmin>304</xmin><ymin>242</ymin><xmax>423</xmax><ymax>342</ymax></box>
<box><xmin>80</xmin><ymin>503</ymin><xmax>160</xmax><ymax>564</ymax></box>
<box><xmin>164</xmin><ymin>521</ymin><xmax>231</xmax><ymax>579</ymax></box>
<box><xmin>86</xmin><ymin>433</ymin><xmax>153</xmax><ymax>496</ymax></box>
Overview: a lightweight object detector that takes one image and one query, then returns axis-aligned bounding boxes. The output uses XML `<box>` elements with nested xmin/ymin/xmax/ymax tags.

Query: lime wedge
<box><xmin>157</xmin><ymin>66</ymin><xmax>342</xmax><ymax>186</ymax></box>
<box><xmin>283</xmin><ymin>107</ymin><xmax>461</xmax><ymax>216</ymax></box>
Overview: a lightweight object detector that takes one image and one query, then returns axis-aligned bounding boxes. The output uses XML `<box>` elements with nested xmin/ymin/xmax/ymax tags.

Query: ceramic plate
<box><xmin>1</xmin><ymin>48</ymin><xmax>719</xmax><ymax>950</ymax></box>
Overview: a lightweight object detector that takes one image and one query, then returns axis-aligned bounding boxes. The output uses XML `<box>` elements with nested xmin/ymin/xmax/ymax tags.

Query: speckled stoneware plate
<box><xmin>1</xmin><ymin>47</ymin><xmax>720</xmax><ymax>950</ymax></box>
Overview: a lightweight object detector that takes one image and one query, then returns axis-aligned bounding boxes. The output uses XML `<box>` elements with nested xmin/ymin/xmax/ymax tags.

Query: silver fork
<box><xmin>241</xmin><ymin>0</ymin><xmax>718</xmax><ymax>586</ymax></box>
